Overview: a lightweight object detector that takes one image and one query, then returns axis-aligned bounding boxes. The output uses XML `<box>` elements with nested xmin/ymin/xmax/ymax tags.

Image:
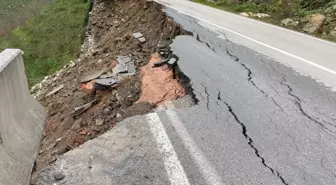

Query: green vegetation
<box><xmin>195</xmin><ymin>0</ymin><xmax>336</xmax><ymax>41</ymax></box>
<box><xmin>0</xmin><ymin>0</ymin><xmax>92</xmax><ymax>86</ymax></box>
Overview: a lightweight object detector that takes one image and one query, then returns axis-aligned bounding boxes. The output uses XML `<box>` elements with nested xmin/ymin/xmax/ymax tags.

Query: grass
<box><xmin>0</xmin><ymin>0</ymin><xmax>92</xmax><ymax>86</ymax></box>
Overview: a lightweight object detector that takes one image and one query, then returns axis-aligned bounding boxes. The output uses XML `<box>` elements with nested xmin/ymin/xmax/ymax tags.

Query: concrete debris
<box><xmin>138</xmin><ymin>37</ymin><xmax>146</xmax><ymax>43</ymax></box>
<box><xmin>73</xmin><ymin>99</ymin><xmax>99</xmax><ymax>117</ymax></box>
<box><xmin>132</xmin><ymin>32</ymin><xmax>143</xmax><ymax>38</ymax></box>
<box><xmin>46</xmin><ymin>85</ymin><xmax>64</xmax><ymax>97</ymax></box>
<box><xmin>54</xmin><ymin>172</ymin><xmax>65</xmax><ymax>181</ymax></box>
<box><xmin>95</xmin><ymin>119</ymin><xmax>104</xmax><ymax>126</ymax></box>
<box><xmin>133</xmin><ymin>32</ymin><xmax>146</xmax><ymax>43</ymax></box>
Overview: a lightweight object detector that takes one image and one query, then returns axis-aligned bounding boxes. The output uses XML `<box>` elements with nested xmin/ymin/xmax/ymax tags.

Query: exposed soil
<box><xmin>30</xmin><ymin>0</ymin><xmax>192</xmax><ymax>184</ymax></box>
<box><xmin>137</xmin><ymin>53</ymin><xmax>186</xmax><ymax>105</ymax></box>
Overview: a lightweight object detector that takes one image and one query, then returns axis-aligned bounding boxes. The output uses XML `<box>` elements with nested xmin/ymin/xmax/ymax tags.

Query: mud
<box><xmin>30</xmin><ymin>0</ymin><xmax>192</xmax><ymax>183</ymax></box>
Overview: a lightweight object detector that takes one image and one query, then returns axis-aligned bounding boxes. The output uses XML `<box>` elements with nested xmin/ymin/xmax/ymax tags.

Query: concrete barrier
<box><xmin>0</xmin><ymin>49</ymin><xmax>46</xmax><ymax>185</ymax></box>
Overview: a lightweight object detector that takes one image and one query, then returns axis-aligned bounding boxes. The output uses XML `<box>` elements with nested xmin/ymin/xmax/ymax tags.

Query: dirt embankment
<box><xmin>30</xmin><ymin>0</ymin><xmax>192</xmax><ymax>183</ymax></box>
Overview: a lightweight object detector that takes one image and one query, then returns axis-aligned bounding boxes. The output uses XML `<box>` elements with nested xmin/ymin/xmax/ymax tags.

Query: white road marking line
<box><xmin>165</xmin><ymin>102</ymin><xmax>225</xmax><ymax>185</ymax></box>
<box><xmin>146</xmin><ymin>113</ymin><xmax>191</xmax><ymax>185</ymax></box>
<box><xmin>155</xmin><ymin>0</ymin><xmax>336</xmax><ymax>77</ymax></box>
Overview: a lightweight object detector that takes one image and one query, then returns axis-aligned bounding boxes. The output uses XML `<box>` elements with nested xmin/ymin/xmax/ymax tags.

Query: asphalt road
<box><xmin>160</xmin><ymin>2</ymin><xmax>336</xmax><ymax>184</ymax></box>
<box><xmin>156</xmin><ymin>0</ymin><xmax>336</xmax><ymax>88</ymax></box>
<box><xmin>37</xmin><ymin>1</ymin><xmax>336</xmax><ymax>185</ymax></box>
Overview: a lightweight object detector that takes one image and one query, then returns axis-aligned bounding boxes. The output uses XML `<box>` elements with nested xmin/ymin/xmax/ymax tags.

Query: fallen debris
<box><xmin>81</xmin><ymin>68</ymin><xmax>109</xmax><ymax>83</ymax></box>
<box><xmin>46</xmin><ymin>85</ymin><xmax>64</xmax><ymax>97</ymax></box>
<box><xmin>54</xmin><ymin>172</ymin><xmax>65</xmax><ymax>181</ymax></box>
<box><xmin>133</xmin><ymin>32</ymin><xmax>146</xmax><ymax>43</ymax></box>
<box><xmin>132</xmin><ymin>32</ymin><xmax>143</xmax><ymax>38</ymax></box>
<box><xmin>72</xmin><ymin>99</ymin><xmax>99</xmax><ymax>117</ymax></box>
<box><xmin>32</xmin><ymin>0</ymin><xmax>192</xmax><ymax>183</ymax></box>
<box><xmin>95</xmin><ymin>119</ymin><xmax>104</xmax><ymax>126</ymax></box>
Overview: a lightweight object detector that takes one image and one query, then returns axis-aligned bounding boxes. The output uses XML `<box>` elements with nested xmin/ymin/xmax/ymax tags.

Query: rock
<box><xmin>240</xmin><ymin>12</ymin><xmax>249</xmax><ymax>17</ymax></box>
<box><xmin>138</xmin><ymin>37</ymin><xmax>146</xmax><ymax>43</ymax></box>
<box><xmin>54</xmin><ymin>172</ymin><xmax>65</xmax><ymax>181</ymax></box>
<box><xmin>255</xmin><ymin>13</ymin><xmax>270</xmax><ymax>18</ymax></box>
<box><xmin>97</xmin><ymin>59</ymin><xmax>103</xmax><ymax>63</ymax></box>
<box><xmin>55</xmin><ymin>137</ymin><xmax>62</xmax><ymax>142</ymax></box>
<box><xmin>116</xmin><ymin>113</ymin><xmax>121</xmax><ymax>118</ymax></box>
<box><xmin>331</xmin><ymin>27</ymin><xmax>336</xmax><ymax>38</ymax></box>
<box><xmin>69</xmin><ymin>61</ymin><xmax>76</xmax><ymax>68</ymax></box>
<box><xmin>133</xmin><ymin>32</ymin><xmax>143</xmax><ymax>38</ymax></box>
<box><xmin>95</xmin><ymin>119</ymin><xmax>104</xmax><ymax>126</ymax></box>
<box><xmin>103</xmin><ymin>107</ymin><xmax>111</xmax><ymax>114</ymax></box>
<box><xmin>281</xmin><ymin>18</ymin><xmax>298</xmax><ymax>27</ymax></box>
<box><xmin>303</xmin><ymin>13</ymin><xmax>326</xmax><ymax>34</ymax></box>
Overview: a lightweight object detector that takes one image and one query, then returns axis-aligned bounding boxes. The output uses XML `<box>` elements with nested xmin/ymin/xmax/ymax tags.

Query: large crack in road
<box><xmin>168</xmin><ymin>7</ymin><xmax>336</xmax><ymax>184</ymax></box>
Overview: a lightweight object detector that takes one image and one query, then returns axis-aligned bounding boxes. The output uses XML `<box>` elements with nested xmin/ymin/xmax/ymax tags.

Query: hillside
<box><xmin>0</xmin><ymin>0</ymin><xmax>92</xmax><ymax>86</ymax></box>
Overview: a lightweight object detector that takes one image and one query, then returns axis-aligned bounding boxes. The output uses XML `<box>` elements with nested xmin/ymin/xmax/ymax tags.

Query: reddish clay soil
<box><xmin>138</xmin><ymin>53</ymin><xmax>186</xmax><ymax>105</ymax></box>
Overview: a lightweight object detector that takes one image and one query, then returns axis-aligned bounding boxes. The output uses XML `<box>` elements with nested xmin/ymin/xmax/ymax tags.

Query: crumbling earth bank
<box><xmin>30</xmin><ymin>0</ymin><xmax>191</xmax><ymax>184</ymax></box>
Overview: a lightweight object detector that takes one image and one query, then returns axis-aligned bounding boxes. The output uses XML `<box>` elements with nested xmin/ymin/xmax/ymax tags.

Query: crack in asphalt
<box><xmin>196</xmin><ymin>34</ymin><xmax>216</xmax><ymax>52</ymax></box>
<box><xmin>201</xmin><ymin>83</ymin><xmax>210</xmax><ymax>110</ymax></box>
<box><xmin>216</xmin><ymin>92</ymin><xmax>289</xmax><ymax>185</ymax></box>
<box><xmin>279</xmin><ymin>76</ymin><xmax>334</xmax><ymax>134</ymax></box>
<box><xmin>225</xmin><ymin>47</ymin><xmax>287</xmax><ymax>113</ymax></box>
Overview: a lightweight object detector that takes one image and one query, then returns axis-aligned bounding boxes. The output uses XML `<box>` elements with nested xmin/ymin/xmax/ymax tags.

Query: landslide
<box><xmin>31</xmin><ymin>0</ymin><xmax>192</xmax><ymax>183</ymax></box>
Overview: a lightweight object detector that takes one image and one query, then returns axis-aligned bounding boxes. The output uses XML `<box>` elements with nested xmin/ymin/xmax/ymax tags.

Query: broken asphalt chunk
<box><xmin>95</xmin><ymin>77</ymin><xmax>120</xmax><ymax>86</ymax></box>
<box><xmin>113</xmin><ymin>63</ymin><xmax>128</xmax><ymax>74</ymax></box>
<box><xmin>116</xmin><ymin>56</ymin><xmax>132</xmax><ymax>64</ymax></box>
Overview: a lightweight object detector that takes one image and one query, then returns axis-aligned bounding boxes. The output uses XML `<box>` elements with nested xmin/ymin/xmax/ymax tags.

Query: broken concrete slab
<box><xmin>132</xmin><ymin>32</ymin><xmax>143</xmax><ymax>38</ymax></box>
<box><xmin>46</xmin><ymin>85</ymin><xmax>64</xmax><ymax>97</ymax></box>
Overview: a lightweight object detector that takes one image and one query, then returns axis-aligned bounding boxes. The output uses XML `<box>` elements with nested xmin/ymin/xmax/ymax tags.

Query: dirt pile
<box><xmin>30</xmin><ymin>0</ymin><xmax>191</xmax><ymax>183</ymax></box>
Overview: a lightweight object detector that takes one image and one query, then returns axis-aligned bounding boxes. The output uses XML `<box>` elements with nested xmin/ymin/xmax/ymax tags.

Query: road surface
<box><xmin>37</xmin><ymin>1</ymin><xmax>336</xmax><ymax>185</ymax></box>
